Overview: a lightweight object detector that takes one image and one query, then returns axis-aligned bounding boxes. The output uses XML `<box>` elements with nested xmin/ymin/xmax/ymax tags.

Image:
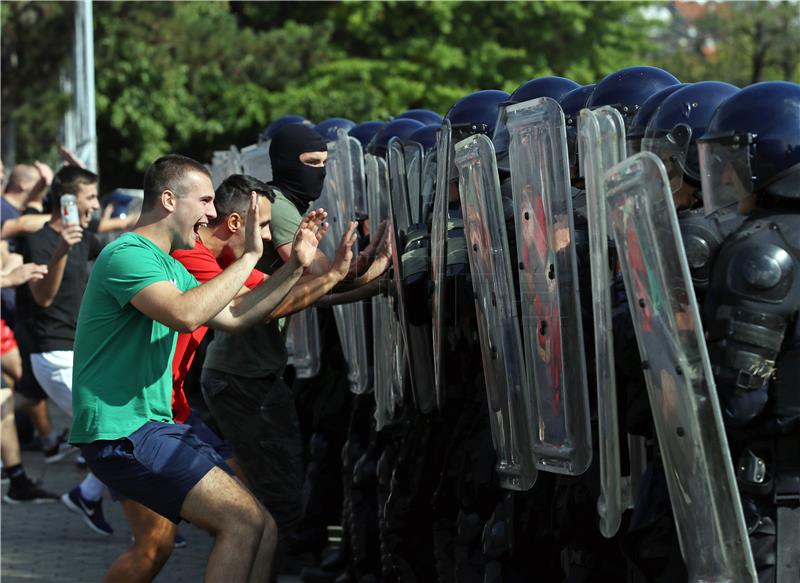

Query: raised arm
<box><xmin>276</xmin><ymin>241</ymin><xmax>330</xmax><ymax>276</ymax></box>
<box><xmin>208</xmin><ymin>211</ymin><xmax>330</xmax><ymax>331</ymax></box>
<box><xmin>331</xmin><ymin>222</ymin><xmax>392</xmax><ymax>292</ymax></box>
<box><xmin>315</xmin><ymin>276</ymin><xmax>388</xmax><ymax>306</ymax></box>
<box><xmin>267</xmin><ymin>221</ymin><xmax>358</xmax><ymax>320</ymax></box>
<box><xmin>130</xmin><ymin>193</ymin><xmax>263</xmax><ymax>332</ymax></box>
<box><xmin>1</xmin><ymin>214</ymin><xmax>51</xmax><ymax>240</ymax></box>
<box><xmin>29</xmin><ymin>224</ymin><xmax>84</xmax><ymax>308</ymax></box>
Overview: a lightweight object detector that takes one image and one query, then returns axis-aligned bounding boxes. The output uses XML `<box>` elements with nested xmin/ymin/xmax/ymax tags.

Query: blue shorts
<box><xmin>183</xmin><ymin>412</ymin><xmax>234</xmax><ymax>461</ymax></box>
<box><xmin>80</xmin><ymin>421</ymin><xmax>233</xmax><ymax>523</ymax></box>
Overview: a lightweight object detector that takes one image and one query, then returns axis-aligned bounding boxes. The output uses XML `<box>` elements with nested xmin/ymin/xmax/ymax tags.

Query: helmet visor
<box><xmin>641</xmin><ymin>123</ymin><xmax>692</xmax><ymax>193</ymax></box>
<box><xmin>490</xmin><ymin>106</ymin><xmax>510</xmax><ymax>157</ymax></box>
<box><xmin>698</xmin><ymin>139</ymin><xmax>753</xmax><ymax>216</ymax></box>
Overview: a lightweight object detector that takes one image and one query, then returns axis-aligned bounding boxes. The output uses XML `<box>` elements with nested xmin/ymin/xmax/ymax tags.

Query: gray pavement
<box><xmin>1</xmin><ymin>408</ymin><xmax>301</xmax><ymax>582</ymax></box>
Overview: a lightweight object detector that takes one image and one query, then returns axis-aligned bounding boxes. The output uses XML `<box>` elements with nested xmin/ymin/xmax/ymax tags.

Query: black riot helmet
<box><xmin>510</xmin><ymin>76</ymin><xmax>581</xmax><ymax>104</ymax></box>
<box><xmin>367</xmin><ymin>118</ymin><xmax>425</xmax><ymax>158</ymax></box>
<box><xmin>493</xmin><ymin>77</ymin><xmax>581</xmax><ymax>167</ymax></box>
<box><xmin>408</xmin><ymin>124</ymin><xmax>440</xmax><ymax>153</ymax></box>
<box><xmin>627</xmin><ymin>84</ymin><xmax>688</xmax><ymax>154</ymax></box>
<box><xmin>397</xmin><ymin>109</ymin><xmax>444</xmax><ymax>126</ymax></box>
<box><xmin>642</xmin><ymin>81</ymin><xmax>739</xmax><ymax>193</ymax></box>
<box><xmin>260</xmin><ymin>114</ymin><xmax>312</xmax><ymax>142</ymax></box>
<box><xmin>348</xmin><ymin>121</ymin><xmax>385</xmax><ymax>148</ymax></box>
<box><xmin>314</xmin><ymin>117</ymin><xmax>357</xmax><ymax>143</ymax></box>
<box><xmin>446</xmin><ymin>89</ymin><xmax>510</xmax><ymax>143</ymax></box>
<box><xmin>558</xmin><ymin>83</ymin><xmax>596</xmax><ymax>168</ymax></box>
<box><xmin>698</xmin><ymin>81</ymin><xmax>800</xmax><ymax>214</ymax></box>
<box><xmin>587</xmin><ymin>66</ymin><xmax>680</xmax><ymax>128</ymax></box>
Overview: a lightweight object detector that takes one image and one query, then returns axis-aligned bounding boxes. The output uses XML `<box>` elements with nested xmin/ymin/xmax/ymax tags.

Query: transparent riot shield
<box><xmin>506</xmin><ymin>97</ymin><xmax>592</xmax><ymax>476</ymax></box>
<box><xmin>209</xmin><ymin>146</ymin><xmax>242</xmax><ymax>189</ymax></box>
<box><xmin>430</xmin><ymin>121</ymin><xmax>451</xmax><ymax>410</ymax></box>
<box><xmin>578</xmin><ymin>105</ymin><xmax>628</xmax><ymax>537</ymax></box>
<box><xmin>420</xmin><ymin>148</ymin><xmax>438</xmax><ymax>225</ymax></box>
<box><xmin>366</xmin><ymin>154</ymin><xmax>405</xmax><ymax>429</ymax></box>
<box><xmin>388</xmin><ymin>138</ymin><xmax>412</xmax><ymax>234</ymax></box>
<box><xmin>318</xmin><ymin>132</ymin><xmax>371</xmax><ymax>395</ymax></box>
<box><xmin>387</xmin><ymin>138</ymin><xmax>410</xmax><ymax>327</ymax></box>
<box><xmin>338</xmin><ymin>132</ymin><xmax>372</xmax><ymax>395</ymax></box>
<box><xmin>349</xmin><ymin>137</ymin><xmax>368</xmax><ymax>220</ymax></box>
<box><xmin>286</xmin><ymin>307</ymin><xmax>322</xmax><ymax>378</ymax></box>
<box><xmin>388</xmin><ymin>139</ymin><xmax>436</xmax><ymax>414</ymax></box>
<box><xmin>455</xmin><ymin>133</ymin><xmax>536</xmax><ymax>491</ymax></box>
<box><xmin>606</xmin><ymin>152</ymin><xmax>757</xmax><ymax>583</ymax></box>
<box><xmin>404</xmin><ymin>142</ymin><xmax>425</xmax><ymax>225</ymax></box>
<box><xmin>239</xmin><ymin>142</ymin><xmax>272</xmax><ymax>183</ymax></box>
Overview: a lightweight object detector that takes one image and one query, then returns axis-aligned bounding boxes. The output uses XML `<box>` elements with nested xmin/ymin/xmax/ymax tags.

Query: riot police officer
<box><xmin>316</xmin><ymin>118</ymin><xmax>358</xmax><ymax>143</ymax></box>
<box><xmin>642</xmin><ymin>81</ymin><xmax>740</xmax><ymax>299</ymax></box>
<box><xmin>700</xmin><ymin>81</ymin><xmax>800</xmax><ymax>583</ymax></box>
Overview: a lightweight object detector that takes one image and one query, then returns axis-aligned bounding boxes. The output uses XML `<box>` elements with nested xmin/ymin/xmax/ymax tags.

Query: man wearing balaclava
<box><xmin>264</xmin><ymin>124</ymin><xmax>391</xmax><ymax>284</ymax></box>
<box><xmin>260</xmin><ymin>124</ymin><xmax>330</xmax><ymax>276</ymax></box>
<box><xmin>259</xmin><ymin>123</ymin><xmax>392</xmax><ymax>564</ymax></box>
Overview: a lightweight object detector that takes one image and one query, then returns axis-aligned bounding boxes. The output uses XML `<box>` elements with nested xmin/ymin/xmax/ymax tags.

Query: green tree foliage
<box><xmin>1</xmin><ymin>2</ymin><xmax>72</xmax><ymax>167</ymax></box>
<box><xmin>651</xmin><ymin>1</ymin><xmax>800</xmax><ymax>85</ymax></box>
<box><xmin>250</xmin><ymin>0</ymin><xmax>656</xmax><ymax>118</ymax></box>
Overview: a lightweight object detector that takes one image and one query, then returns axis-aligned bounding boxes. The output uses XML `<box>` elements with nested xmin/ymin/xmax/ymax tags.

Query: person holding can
<box><xmin>14</xmin><ymin>166</ymin><xmax>113</xmax><ymax>529</ymax></box>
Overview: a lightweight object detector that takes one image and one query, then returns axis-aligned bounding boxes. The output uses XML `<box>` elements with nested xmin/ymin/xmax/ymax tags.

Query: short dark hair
<box><xmin>210</xmin><ymin>174</ymin><xmax>275</xmax><ymax>226</ymax></box>
<box><xmin>142</xmin><ymin>154</ymin><xmax>211</xmax><ymax>211</ymax></box>
<box><xmin>50</xmin><ymin>166</ymin><xmax>98</xmax><ymax>200</ymax></box>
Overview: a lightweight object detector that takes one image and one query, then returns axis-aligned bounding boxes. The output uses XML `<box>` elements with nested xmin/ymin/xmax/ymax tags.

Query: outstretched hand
<box><xmin>292</xmin><ymin>208</ymin><xmax>329</xmax><ymax>268</ymax></box>
<box><xmin>3</xmin><ymin>263</ymin><xmax>48</xmax><ymax>288</ymax></box>
<box><xmin>359</xmin><ymin>220</ymin><xmax>388</xmax><ymax>259</ymax></box>
<box><xmin>243</xmin><ymin>192</ymin><xmax>264</xmax><ymax>259</ymax></box>
<box><xmin>331</xmin><ymin>221</ymin><xmax>359</xmax><ymax>281</ymax></box>
<box><xmin>375</xmin><ymin>220</ymin><xmax>393</xmax><ymax>260</ymax></box>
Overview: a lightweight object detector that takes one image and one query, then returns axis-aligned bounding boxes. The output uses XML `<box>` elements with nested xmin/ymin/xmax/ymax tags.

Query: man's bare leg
<box><xmin>181</xmin><ymin>465</ymin><xmax>277</xmax><ymax>582</ymax></box>
<box><xmin>104</xmin><ymin>500</ymin><xmax>176</xmax><ymax>583</ymax></box>
<box><xmin>224</xmin><ymin>457</ymin><xmax>277</xmax><ymax>582</ymax></box>
<box><xmin>1</xmin><ymin>347</ymin><xmax>22</xmax><ymax>384</ymax></box>
<box><xmin>1</xmin><ymin>388</ymin><xmax>21</xmax><ymax>467</ymax></box>
<box><xmin>24</xmin><ymin>398</ymin><xmax>53</xmax><ymax>439</ymax></box>
<box><xmin>249</xmin><ymin>503</ymin><xmax>278</xmax><ymax>583</ymax></box>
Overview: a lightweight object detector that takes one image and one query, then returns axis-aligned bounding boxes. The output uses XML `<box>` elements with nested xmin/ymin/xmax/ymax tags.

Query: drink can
<box><xmin>61</xmin><ymin>194</ymin><xmax>80</xmax><ymax>226</ymax></box>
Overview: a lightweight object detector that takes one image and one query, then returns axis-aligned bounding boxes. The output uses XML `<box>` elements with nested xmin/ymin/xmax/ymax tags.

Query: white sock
<box><xmin>78</xmin><ymin>473</ymin><xmax>104</xmax><ymax>502</ymax></box>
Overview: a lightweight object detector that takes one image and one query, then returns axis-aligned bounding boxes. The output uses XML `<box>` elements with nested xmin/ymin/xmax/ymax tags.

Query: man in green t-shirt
<box><xmin>71</xmin><ymin>154</ymin><xmax>326</xmax><ymax>582</ymax></box>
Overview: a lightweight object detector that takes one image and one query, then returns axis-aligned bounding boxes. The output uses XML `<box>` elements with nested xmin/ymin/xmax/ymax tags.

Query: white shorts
<box><xmin>30</xmin><ymin>351</ymin><xmax>73</xmax><ymax>416</ymax></box>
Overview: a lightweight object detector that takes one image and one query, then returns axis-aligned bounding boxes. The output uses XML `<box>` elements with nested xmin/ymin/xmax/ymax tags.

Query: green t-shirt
<box><xmin>260</xmin><ymin>189</ymin><xmax>302</xmax><ymax>275</ymax></box>
<box><xmin>70</xmin><ymin>233</ymin><xmax>199</xmax><ymax>443</ymax></box>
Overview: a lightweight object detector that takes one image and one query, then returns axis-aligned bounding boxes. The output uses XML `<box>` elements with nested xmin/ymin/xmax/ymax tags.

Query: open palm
<box><xmin>293</xmin><ymin>209</ymin><xmax>328</xmax><ymax>267</ymax></box>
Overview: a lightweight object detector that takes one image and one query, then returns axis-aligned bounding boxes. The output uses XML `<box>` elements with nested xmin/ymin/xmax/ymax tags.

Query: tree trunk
<box><xmin>750</xmin><ymin>20</ymin><xmax>768</xmax><ymax>84</ymax></box>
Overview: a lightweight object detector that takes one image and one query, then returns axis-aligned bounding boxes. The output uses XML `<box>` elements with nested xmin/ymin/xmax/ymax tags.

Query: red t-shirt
<box><xmin>170</xmin><ymin>242</ymin><xmax>265</xmax><ymax>422</ymax></box>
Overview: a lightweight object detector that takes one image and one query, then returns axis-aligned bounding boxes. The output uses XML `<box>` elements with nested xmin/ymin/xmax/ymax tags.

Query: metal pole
<box><xmin>64</xmin><ymin>0</ymin><xmax>98</xmax><ymax>172</ymax></box>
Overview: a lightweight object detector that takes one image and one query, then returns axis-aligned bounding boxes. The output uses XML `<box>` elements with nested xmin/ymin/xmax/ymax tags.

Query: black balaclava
<box><xmin>269</xmin><ymin>124</ymin><xmax>327</xmax><ymax>214</ymax></box>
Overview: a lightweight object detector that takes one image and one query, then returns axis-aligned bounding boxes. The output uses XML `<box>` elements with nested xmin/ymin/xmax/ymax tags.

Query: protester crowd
<box><xmin>1</xmin><ymin>66</ymin><xmax>798</xmax><ymax>583</ymax></box>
